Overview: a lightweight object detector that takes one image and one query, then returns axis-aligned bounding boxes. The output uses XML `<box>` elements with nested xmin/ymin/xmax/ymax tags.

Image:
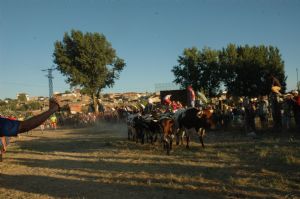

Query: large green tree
<box><xmin>219</xmin><ymin>44</ymin><xmax>286</xmax><ymax>97</ymax></box>
<box><xmin>172</xmin><ymin>47</ymin><xmax>221</xmax><ymax>96</ymax></box>
<box><xmin>53</xmin><ymin>30</ymin><xmax>125</xmax><ymax>112</ymax></box>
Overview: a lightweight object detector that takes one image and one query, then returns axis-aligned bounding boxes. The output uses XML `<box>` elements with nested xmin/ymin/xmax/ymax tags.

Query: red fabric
<box><xmin>164</xmin><ymin>98</ymin><xmax>171</xmax><ymax>106</ymax></box>
<box><xmin>296</xmin><ymin>96</ymin><xmax>300</xmax><ymax>106</ymax></box>
<box><xmin>171</xmin><ymin>101</ymin><xmax>178</xmax><ymax>111</ymax></box>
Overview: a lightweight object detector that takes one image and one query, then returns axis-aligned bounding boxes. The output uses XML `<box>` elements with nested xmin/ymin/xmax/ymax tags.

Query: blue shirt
<box><xmin>0</xmin><ymin>117</ymin><xmax>20</xmax><ymax>137</ymax></box>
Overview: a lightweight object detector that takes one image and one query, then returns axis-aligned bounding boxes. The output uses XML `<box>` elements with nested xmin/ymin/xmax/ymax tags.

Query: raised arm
<box><xmin>18</xmin><ymin>98</ymin><xmax>61</xmax><ymax>134</ymax></box>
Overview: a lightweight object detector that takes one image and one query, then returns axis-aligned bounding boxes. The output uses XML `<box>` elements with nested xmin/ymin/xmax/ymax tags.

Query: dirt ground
<box><xmin>1</xmin><ymin>122</ymin><xmax>300</xmax><ymax>199</ymax></box>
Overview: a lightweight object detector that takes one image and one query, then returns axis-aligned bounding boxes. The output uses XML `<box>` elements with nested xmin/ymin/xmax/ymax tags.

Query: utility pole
<box><xmin>297</xmin><ymin>68</ymin><xmax>299</xmax><ymax>91</ymax></box>
<box><xmin>42</xmin><ymin>67</ymin><xmax>55</xmax><ymax>98</ymax></box>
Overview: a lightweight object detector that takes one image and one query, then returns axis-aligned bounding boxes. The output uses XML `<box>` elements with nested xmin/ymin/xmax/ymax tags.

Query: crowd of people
<box><xmin>215</xmin><ymin>91</ymin><xmax>300</xmax><ymax>134</ymax></box>
<box><xmin>159</xmin><ymin>85</ymin><xmax>300</xmax><ymax>134</ymax></box>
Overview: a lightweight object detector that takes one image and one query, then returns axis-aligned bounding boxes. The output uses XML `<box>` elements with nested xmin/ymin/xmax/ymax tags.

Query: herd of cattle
<box><xmin>126</xmin><ymin>107</ymin><xmax>212</xmax><ymax>155</ymax></box>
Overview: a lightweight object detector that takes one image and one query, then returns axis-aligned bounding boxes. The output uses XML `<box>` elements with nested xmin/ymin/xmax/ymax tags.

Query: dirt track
<box><xmin>1</xmin><ymin>122</ymin><xmax>299</xmax><ymax>199</ymax></box>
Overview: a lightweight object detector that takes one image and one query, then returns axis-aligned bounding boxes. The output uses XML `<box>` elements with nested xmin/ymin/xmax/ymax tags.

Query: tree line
<box><xmin>172</xmin><ymin>44</ymin><xmax>286</xmax><ymax>97</ymax></box>
<box><xmin>0</xmin><ymin>98</ymin><xmax>41</xmax><ymax>114</ymax></box>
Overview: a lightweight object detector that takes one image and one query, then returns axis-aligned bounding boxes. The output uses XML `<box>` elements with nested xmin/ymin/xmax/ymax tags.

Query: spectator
<box><xmin>282</xmin><ymin>93</ymin><xmax>293</xmax><ymax>130</ymax></box>
<box><xmin>144</xmin><ymin>98</ymin><xmax>154</xmax><ymax>114</ymax></box>
<box><xmin>50</xmin><ymin>115</ymin><xmax>58</xmax><ymax>130</ymax></box>
<box><xmin>266</xmin><ymin>74</ymin><xmax>282</xmax><ymax>131</ymax></box>
<box><xmin>291</xmin><ymin>90</ymin><xmax>300</xmax><ymax>131</ymax></box>
<box><xmin>163</xmin><ymin>95</ymin><xmax>172</xmax><ymax>106</ymax></box>
<box><xmin>244</xmin><ymin>99</ymin><xmax>257</xmax><ymax>134</ymax></box>
<box><xmin>257</xmin><ymin>96</ymin><xmax>269</xmax><ymax>130</ymax></box>
<box><xmin>187</xmin><ymin>85</ymin><xmax>196</xmax><ymax>107</ymax></box>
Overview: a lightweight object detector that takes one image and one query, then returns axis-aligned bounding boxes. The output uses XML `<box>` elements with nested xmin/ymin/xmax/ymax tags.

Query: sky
<box><xmin>0</xmin><ymin>0</ymin><xmax>300</xmax><ymax>99</ymax></box>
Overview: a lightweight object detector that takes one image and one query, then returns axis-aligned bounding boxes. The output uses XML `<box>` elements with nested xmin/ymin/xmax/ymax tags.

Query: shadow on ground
<box><xmin>0</xmin><ymin>173</ymin><xmax>224</xmax><ymax>199</ymax></box>
<box><xmin>2</xmin><ymin>127</ymin><xmax>300</xmax><ymax>199</ymax></box>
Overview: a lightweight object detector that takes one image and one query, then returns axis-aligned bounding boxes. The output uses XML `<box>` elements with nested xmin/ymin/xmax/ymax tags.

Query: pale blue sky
<box><xmin>1</xmin><ymin>0</ymin><xmax>300</xmax><ymax>99</ymax></box>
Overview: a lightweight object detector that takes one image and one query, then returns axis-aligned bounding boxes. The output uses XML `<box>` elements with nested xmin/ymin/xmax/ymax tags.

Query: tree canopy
<box><xmin>220</xmin><ymin>44</ymin><xmax>286</xmax><ymax>97</ymax></box>
<box><xmin>53</xmin><ymin>30</ymin><xmax>125</xmax><ymax>112</ymax></box>
<box><xmin>172</xmin><ymin>44</ymin><xmax>286</xmax><ymax>97</ymax></box>
<box><xmin>172</xmin><ymin>47</ymin><xmax>221</xmax><ymax>96</ymax></box>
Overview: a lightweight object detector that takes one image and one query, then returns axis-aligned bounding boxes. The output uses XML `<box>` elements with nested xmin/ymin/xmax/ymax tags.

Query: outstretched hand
<box><xmin>49</xmin><ymin>97</ymin><xmax>62</xmax><ymax>112</ymax></box>
<box><xmin>17</xmin><ymin>97</ymin><xmax>64</xmax><ymax>134</ymax></box>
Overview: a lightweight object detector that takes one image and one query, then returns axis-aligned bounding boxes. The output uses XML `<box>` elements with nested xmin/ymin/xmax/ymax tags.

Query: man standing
<box><xmin>269</xmin><ymin>75</ymin><xmax>282</xmax><ymax>130</ymax></box>
<box><xmin>291</xmin><ymin>90</ymin><xmax>300</xmax><ymax>131</ymax></box>
<box><xmin>187</xmin><ymin>85</ymin><xmax>195</xmax><ymax>108</ymax></box>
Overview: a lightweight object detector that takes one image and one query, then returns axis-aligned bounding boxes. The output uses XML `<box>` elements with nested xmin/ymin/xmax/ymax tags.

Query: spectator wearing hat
<box><xmin>270</xmin><ymin>75</ymin><xmax>282</xmax><ymax>95</ymax></box>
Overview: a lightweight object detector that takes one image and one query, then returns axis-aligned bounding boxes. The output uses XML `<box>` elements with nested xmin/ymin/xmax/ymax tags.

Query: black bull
<box><xmin>175</xmin><ymin>107</ymin><xmax>211</xmax><ymax>149</ymax></box>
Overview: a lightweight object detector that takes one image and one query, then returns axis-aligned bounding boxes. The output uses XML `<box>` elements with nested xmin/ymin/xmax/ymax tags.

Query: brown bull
<box><xmin>160</xmin><ymin>117</ymin><xmax>175</xmax><ymax>155</ymax></box>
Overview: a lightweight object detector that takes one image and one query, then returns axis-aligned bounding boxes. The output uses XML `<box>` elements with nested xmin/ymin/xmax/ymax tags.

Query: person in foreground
<box><xmin>0</xmin><ymin>98</ymin><xmax>61</xmax><ymax>161</ymax></box>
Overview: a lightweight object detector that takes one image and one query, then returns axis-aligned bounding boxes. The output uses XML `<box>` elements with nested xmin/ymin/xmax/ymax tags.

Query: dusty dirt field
<box><xmin>1</xmin><ymin>122</ymin><xmax>300</xmax><ymax>199</ymax></box>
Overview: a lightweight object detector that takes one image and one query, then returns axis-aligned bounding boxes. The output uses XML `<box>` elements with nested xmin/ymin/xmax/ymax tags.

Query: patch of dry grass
<box><xmin>1</xmin><ymin>124</ymin><xmax>300</xmax><ymax>199</ymax></box>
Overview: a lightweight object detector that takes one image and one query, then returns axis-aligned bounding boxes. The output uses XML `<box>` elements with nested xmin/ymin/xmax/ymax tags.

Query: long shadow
<box><xmin>9</xmin><ymin>150</ymin><xmax>94</xmax><ymax>159</ymax></box>
<box><xmin>8</xmin><ymin>150</ymin><xmax>186</xmax><ymax>163</ymax></box>
<box><xmin>15</xmin><ymin>137</ymin><xmax>163</xmax><ymax>153</ymax></box>
<box><xmin>15</xmin><ymin>138</ymin><xmax>110</xmax><ymax>153</ymax></box>
<box><xmin>0</xmin><ymin>174</ymin><xmax>223</xmax><ymax>199</ymax></box>
<box><xmin>8</xmin><ymin>156</ymin><xmax>295</xmax><ymax>198</ymax></box>
<box><xmin>54</xmin><ymin>172</ymin><xmax>291</xmax><ymax>198</ymax></box>
<box><xmin>10</xmin><ymin>157</ymin><xmax>237</xmax><ymax>178</ymax></box>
